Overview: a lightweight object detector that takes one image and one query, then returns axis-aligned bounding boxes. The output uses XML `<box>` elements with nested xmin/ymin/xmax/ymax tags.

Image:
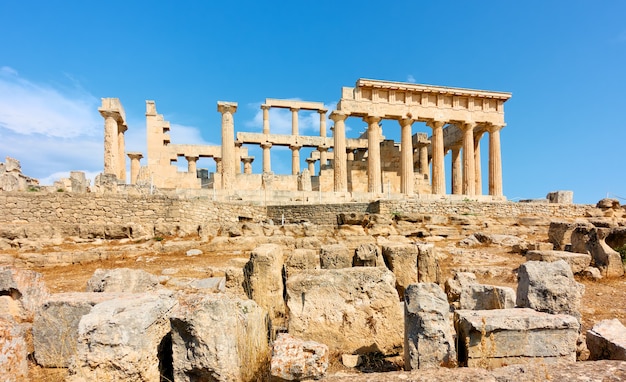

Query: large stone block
<box><xmin>68</xmin><ymin>291</ymin><xmax>177</xmax><ymax>382</ymax></box>
<box><xmin>404</xmin><ymin>283</ymin><xmax>456</xmax><ymax>370</ymax></box>
<box><xmin>571</xmin><ymin>226</ymin><xmax>624</xmax><ymax>278</ymax></box>
<box><xmin>243</xmin><ymin>244</ymin><xmax>285</xmax><ymax>329</ymax></box>
<box><xmin>285</xmin><ymin>248</ymin><xmax>320</xmax><ymax>278</ymax></box>
<box><xmin>524</xmin><ymin>250</ymin><xmax>591</xmax><ymax>274</ymax></box>
<box><xmin>444</xmin><ymin>272</ymin><xmax>478</xmax><ymax>309</ymax></box>
<box><xmin>86</xmin><ymin>268</ymin><xmax>162</xmax><ymax>293</ymax></box>
<box><xmin>382</xmin><ymin>243</ymin><xmax>417</xmax><ymax>299</ymax></box>
<box><xmin>170</xmin><ymin>294</ymin><xmax>270</xmax><ymax>382</ymax></box>
<box><xmin>548</xmin><ymin>221</ymin><xmax>592</xmax><ymax>251</ymax></box>
<box><xmin>33</xmin><ymin>292</ymin><xmax>126</xmax><ymax>367</ymax></box>
<box><xmin>0</xmin><ymin>266</ymin><xmax>49</xmax><ymax>322</ymax></box>
<box><xmin>459</xmin><ymin>284</ymin><xmax>515</xmax><ymax>310</ymax></box>
<box><xmin>286</xmin><ymin>267</ymin><xmax>402</xmax><ymax>355</ymax></box>
<box><xmin>319</xmin><ymin>244</ymin><xmax>352</xmax><ymax>269</ymax></box>
<box><xmin>270</xmin><ymin>333</ymin><xmax>328</xmax><ymax>381</ymax></box>
<box><xmin>587</xmin><ymin>319</ymin><xmax>626</xmax><ymax>361</ymax></box>
<box><xmin>455</xmin><ymin>308</ymin><xmax>579</xmax><ymax>368</ymax></box>
<box><xmin>354</xmin><ymin>243</ymin><xmax>383</xmax><ymax>267</ymax></box>
<box><xmin>0</xmin><ymin>315</ymin><xmax>28</xmax><ymax>382</ymax></box>
<box><xmin>416</xmin><ymin>243</ymin><xmax>440</xmax><ymax>283</ymax></box>
<box><xmin>516</xmin><ymin>260</ymin><xmax>584</xmax><ymax>322</ymax></box>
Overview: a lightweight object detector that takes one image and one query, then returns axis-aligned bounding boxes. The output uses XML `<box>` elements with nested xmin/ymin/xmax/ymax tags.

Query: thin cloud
<box><xmin>0</xmin><ymin>67</ymin><xmax>100</xmax><ymax>138</ymax></box>
<box><xmin>407</xmin><ymin>74</ymin><xmax>416</xmax><ymax>83</ymax></box>
<box><xmin>244</xmin><ymin>100</ymin><xmax>335</xmax><ymax>135</ymax></box>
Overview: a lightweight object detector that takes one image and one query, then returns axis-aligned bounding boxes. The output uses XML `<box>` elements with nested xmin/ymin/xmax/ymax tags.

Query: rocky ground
<box><xmin>3</xmin><ymin>216</ymin><xmax>623</xmax><ymax>381</ymax></box>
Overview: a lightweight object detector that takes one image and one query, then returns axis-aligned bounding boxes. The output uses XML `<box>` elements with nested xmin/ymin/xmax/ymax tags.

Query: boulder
<box><xmin>170</xmin><ymin>294</ymin><xmax>270</xmax><ymax>382</ymax></box>
<box><xmin>571</xmin><ymin>226</ymin><xmax>624</xmax><ymax>278</ymax></box>
<box><xmin>0</xmin><ymin>315</ymin><xmax>28</xmax><ymax>382</ymax></box>
<box><xmin>416</xmin><ymin>243</ymin><xmax>440</xmax><ymax>283</ymax></box>
<box><xmin>516</xmin><ymin>260</ymin><xmax>584</xmax><ymax>323</ymax></box>
<box><xmin>68</xmin><ymin>291</ymin><xmax>177</xmax><ymax>382</ymax></box>
<box><xmin>286</xmin><ymin>267</ymin><xmax>403</xmax><ymax>355</ymax></box>
<box><xmin>581</xmin><ymin>266</ymin><xmax>603</xmax><ymax>280</ymax></box>
<box><xmin>320</xmin><ymin>244</ymin><xmax>352</xmax><ymax>269</ymax></box>
<box><xmin>548</xmin><ymin>221</ymin><xmax>592</xmax><ymax>251</ymax></box>
<box><xmin>33</xmin><ymin>292</ymin><xmax>126</xmax><ymax>367</ymax></box>
<box><xmin>524</xmin><ymin>250</ymin><xmax>591</xmax><ymax>274</ymax></box>
<box><xmin>404</xmin><ymin>283</ymin><xmax>456</xmax><ymax>370</ymax></box>
<box><xmin>382</xmin><ymin>244</ymin><xmax>418</xmax><ymax>299</ymax></box>
<box><xmin>0</xmin><ymin>266</ymin><xmax>49</xmax><ymax>322</ymax></box>
<box><xmin>270</xmin><ymin>333</ymin><xmax>328</xmax><ymax>381</ymax></box>
<box><xmin>86</xmin><ymin>268</ymin><xmax>162</xmax><ymax>293</ymax></box>
<box><xmin>459</xmin><ymin>284</ymin><xmax>515</xmax><ymax>310</ymax></box>
<box><xmin>587</xmin><ymin>319</ymin><xmax>626</xmax><ymax>361</ymax></box>
<box><xmin>354</xmin><ymin>243</ymin><xmax>383</xmax><ymax>267</ymax></box>
<box><xmin>455</xmin><ymin>308</ymin><xmax>579</xmax><ymax>368</ymax></box>
<box><xmin>444</xmin><ymin>272</ymin><xmax>478</xmax><ymax>308</ymax></box>
<box><xmin>243</xmin><ymin>244</ymin><xmax>285</xmax><ymax>329</ymax></box>
<box><xmin>597</xmin><ymin>198</ymin><xmax>620</xmax><ymax>210</ymax></box>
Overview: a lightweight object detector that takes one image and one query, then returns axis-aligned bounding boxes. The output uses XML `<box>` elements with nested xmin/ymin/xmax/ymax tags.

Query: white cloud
<box><xmin>0</xmin><ymin>67</ymin><xmax>100</xmax><ymax>138</ymax></box>
<box><xmin>407</xmin><ymin>75</ymin><xmax>416</xmax><ymax>83</ymax></box>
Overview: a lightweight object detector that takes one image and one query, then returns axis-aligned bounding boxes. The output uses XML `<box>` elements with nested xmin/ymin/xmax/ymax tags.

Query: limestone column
<box><xmin>306</xmin><ymin>158</ymin><xmax>316</xmax><ymax>175</ymax></box>
<box><xmin>235</xmin><ymin>141</ymin><xmax>243</xmax><ymax>174</ymax></box>
<box><xmin>364</xmin><ymin>116</ymin><xmax>382</xmax><ymax>193</ymax></box>
<box><xmin>214</xmin><ymin>157</ymin><xmax>222</xmax><ymax>173</ymax></box>
<box><xmin>319</xmin><ymin>109</ymin><xmax>327</xmax><ymax>137</ymax></box>
<box><xmin>101</xmin><ymin>111</ymin><xmax>119</xmax><ymax>178</ymax></box>
<box><xmin>399</xmin><ymin>118</ymin><xmax>415</xmax><ymax>195</ymax></box>
<box><xmin>261</xmin><ymin>142</ymin><xmax>272</xmax><ymax>173</ymax></box>
<box><xmin>488</xmin><ymin>124</ymin><xmax>504</xmax><ymax>197</ymax></box>
<box><xmin>241</xmin><ymin>157</ymin><xmax>254</xmax><ymax>174</ymax></box>
<box><xmin>474</xmin><ymin>131</ymin><xmax>485</xmax><ymax>195</ymax></box>
<box><xmin>346</xmin><ymin>149</ymin><xmax>355</xmax><ymax>161</ymax></box>
<box><xmin>127</xmin><ymin>152</ymin><xmax>143</xmax><ymax>185</ymax></box>
<box><xmin>186</xmin><ymin>156</ymin><xmax>198</xmax><ymax>175</ymax></box>
<box><xmin>330</xmin><ymin>111</ymin><xmax>348</xmax><ymax>192</ymax></box>
<box><xmin>450</xmin><ymin>146</ymin><xmax>462</xmax><ymax>195</ymax></box>
<box><xmin>262</xmin><ymin>104</ymin><xmax>270</xmax><ymax>134</ymax></box>
<box><xmin>419</xmin><ymin>143</ymin><xmax>429</xmax><ymax>176</ymax></box>
<box><xmin>290</xmin><ymin>144</ymin><xmax>301</xmax><ymax>175</ymax></box>
<box><xmin>291</xmin><ymin>108</ymin><xmax>299</xmax><ymax>135</ymax></box>
<box><xmin>117</xmin><ymin>125</ymin><xmax>127</xmax><ymax>181</ymax></box>
<box><xmin>318</xmin><ymin>147</ymin><xmax>328</xmax><ymax>168</ymax></box>
<box><xmin>428</xmin><ymin>120</ymin><xmax>446</xmax><ymax>194</ymax></box>
<box><xmin>459</xmin><ymin>122</ymin><xmax>476</xmax><ymax>196</ymax></box>
<box><xmin>217</xmin><ymin>101</ymin><xmax>237</xmax><ymax>190</ymax></box>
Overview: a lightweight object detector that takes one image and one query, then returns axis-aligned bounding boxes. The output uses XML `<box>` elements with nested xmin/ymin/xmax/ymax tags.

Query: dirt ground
<box><xmin>11</xmin><ymin>231</ymin><xmax>626</xmax><ymax>381</ymax></box>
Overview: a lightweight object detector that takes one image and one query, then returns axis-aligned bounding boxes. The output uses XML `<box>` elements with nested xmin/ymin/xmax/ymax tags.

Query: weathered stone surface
<box><xmin>587</xmin><ymin>319</ymin><xmax>626</xmax><ymax>361</ymax></box>
<box><xmin>455</xmin><ymin>308</ymin><xmax>579</xmax><ymax>368</ymax></box>
<box><xmin>382</xmin><ymin>243</ymin><xmax>417</xmax><ymax>299</ymax></box>
<box><xmin>320</xmin><ymin>244</ymin><xmax>352</xmax><ymax>269</ymax></box>
<box><xmin>404</xmin><ymin>283</ymin><xmax>456</xmax><ymax>370</ymax></box>
<box><xmin>571</xmin><ymin>226</ymin><xmax>624</xmax><ymax>278</ymax></box>
<box><xmin>68</xmin><ymin>291</ymin><xmax>177</xmax><ymax>382</ymax></box>
<box><xmin>547</xmin><ymin>190</ymin><xmax>573</xmax><ymax>204</ymax></box>
<box><xmin>170</xmin><ymin>294</ymin><xmax>270</xmax><ymax>382</ymax></box>
<box><xmin>416</xmin><ymin>243</ymin><xmax>440</xmax><ymax>283</ymax></box>
<box><xmin>524</xmin><ymin>250</ymin><xmax>591</xmax><ymax>274</ymax></box>
<box><xmin>516</xmin><ymin>260</ymin><xmax>584</xmax><ymax>322</ymax></box>
<box><xmin>0</xmin><ymin>315</ymin><xmax>28</xmax><ymax>382</ymax></box>
<box><xmin>471</xmin><ymin>232</ymin><xmax>525</xmax><ymax>247</ymax></box>
<box><xmin>0</xmin><ymin>266</ymin><xmax>49</xmax><ymax>322</ymax></box>
<box><xmin>243</xmin><ymin>244</ymin><xmax>285</xmax><ymax>329</ymax></box>
<box><xmin>186</xmin><ymin>248</ymin><xmax>202</xmax><ymax>256</ymax></box>
<box><xmin>548</xmin><ymin>221</ymin><xmax>592</xmax><ymax>251</ymax></box>
<box><xmin>86</xmin><ymin>268</ymin><xmax>162</xmax><ymax>293</ymax></box>
<box><xmin>286</xmin><ymin>267</ymin><xmax>402</xmax><ymax>355</ymax></box>
<box><xmin>354</xmin><ymin>243</ymin><xmax>383</xmax><ymax>267</ymax></box>
<box><xmin>285</xmin><ymin>248</ymin><xmax>320</xmax><ymax>277</ymax></box>
<box><xmin>33</xmin><ymin>292</ymin><xmax>125</xmax><ymax>367</ymax></box>
<box><xmin>337</xmin><ymin>213</ymin><xmax>369</xmax><ymax>226</ymax></box>
<box><xmin>444</xmin><ymin>272</ymin><xmax>478</xmax><ymax>308</ymax></box>
<box><xmin>581</xmin><ymin>266</ymin><xmax>603</xmax><ymax>280</ymax></box>
<box><xmin>270</xmin><ymin>333</ymin><xmax>328</xmax><ymax>381</ymax></box>
<box><xmin>459</xmin><ymin>284</ymin><xmax>515</xmax><ymax>310</ymax></box>
<box><xmin>597</xmin><ymin>198</ymin><xmax>620</xmax><ymax>210</ymax></box>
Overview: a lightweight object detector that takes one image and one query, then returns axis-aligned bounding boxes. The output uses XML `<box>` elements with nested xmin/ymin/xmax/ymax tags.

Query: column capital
<box><xmin>317</xmin><ymin>146</ymin><xmax>329</xmax><ymax>152</ymax></box>
<box><xmin>127</xmin><ymin>152</ymin><xmax>143</xmax><ymax>160</ymax></box>
<box><xmin>99</xmin><ymin>109</ymin><xmax>122</xmax><ymax>122</ymax></box>
<box><xmin>426</xmin><ymin>120</ymin><xmax>446</xmax><ymax>129</ymax></box>
<box><xmin>289</xmin><ymin>144</ymin><xmax>302</xmax><ymax>151</ymax></box>
<box><xmin>305</xmin><ymin>158</ymin><xmax>317</xmax><ymax>164</ymax></box>
<box><xmin>261</xmin><ymin>104</ymin><xmax>271</xmax><ymax>111</ymax></box>
<box><xmin>363</xmin><ymin>115</ymin><xmax>382</xmax><ymax>124</ymax></box>
<box><xmin>487</xmin><ymin>123</ymin><xmax>506</xmax><ymax>133</ymax></box>
<box><xmin>185</xmin><ymin>155</ymin><xmax>199</xmax><ymax>162</ymax></box>
<box><xmin>241</xmin><ymin>156</ymin><xmax>254</xmax><ymax>164</ymax></box>
<box><xmin>217</xmin><ymin>101</ymin><xmax>238</xmax><ymax>114</ymax></box>
<box><xmin>457</xmin><ymin>121</ymin><xmax>476</xmax><ymax>131</ymax></box>
<box><xmin>329</xmin><ymin>110</ymin><xmax>347</xmax><ymax>122</ymax></box>
<box><xmin>290</xmin><ymin>107</ymin><xmax>300</xmax><ymax>113</ymax></box>
<box><xmin>318</xmin><ymin>109</ymin><xmax>328</xmax><ymax>115</ymax></box>
<box><xmin>398</xmin><ymin>117</ymin><xmax>415</xmax><ymax>127</ymax></box>
<box><xmin>213</xmin><ymin>156</ymin><xmax>222</xmax><ymax>162</ymax></box>
<box><xmin>260</xmin><ymin>142</ymin><xmax>273</xmax><ymax>150</ymax></box>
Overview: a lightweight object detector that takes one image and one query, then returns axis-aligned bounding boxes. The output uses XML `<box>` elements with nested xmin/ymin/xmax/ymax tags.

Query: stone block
<box><xmin>243</xmin><ymin>244</ymin><xmax>285</xmax><ymax>329</ymax></box>
<box><xmin>587</xmin><ymin>319</ymin><xmax>626</xmax><ymax>361</ymax></box>
<box><xmin>382</xmin><ymin>243</ymin><xmax>418</xmax><ymax>299</ymax></box>
<box><xmin>319</xmin><ymin>244</ymin><xmax>352</xmax><ymax>269</ymax></box>
<box><xmin>68</xmin><ymin>291</ymin><xmax>177</xmax><ymax>382</ymax></box>
<box><xmin>33</xmin><ymin>292</ymin><xmax>125</xmax><ymax>367</ymax></box>
<box><xmin>270</xmin><ymin>333</ymin><xmax>328</xmax><ymax>381</ymax></box>
<box><xmin>285</xmin><ymin>248</ymin><xmax>320</xmax><ymax>277</ymax></box>
<box><xmin>416</xmin><ymin>243</ymin><xmax>440</xmax><ymax>283</ymax></box>
<box><xmin>444</xmin><ymin>272</ymin><xmax>478</xmax><ymax>308</ymax></box>
<box><xmin>548</xmin><ymin>221</ymin><xmax>592</xmax><ymax>251</ymax></box>
<box><xmin>404</xmin><ymin>283</ymin><xmax>456</xmax><ymax>370</ymax></box>
<box><xmin>524</xmin><ymin>250</ymin><xmax>591</xmax><ymax>274</ymax></box>
<box><xmin>354</xmin><ymin>243</ymin><xmax>383</xmax><ymax>267</ymax></box>
<box><xmin>0</xmin><ymin>315</ymin><xmax>28</xmax><ymax>382</ymax></box>
<box><xmin>337</xmin><ymin>212</ymin><xmax>369</xmax><ymax>226</ymax></box>
<box><xmin>516</xmin><ymin>260</ymin><xmax>584</xmax><ymax>323</ymax></box>
<box><xmin>0</xmin><ymin>266</ymin><xmax>49</xmax><ymax>322</ymax></box>
<box><xmin>170</xmin><ymin>294</ymin><xmax>270</xmax><ymax>382</ymax></box>
<box><xmin>455</xmin><ymin>308</ymin><xmax>579</xmax><ymax>368</ymax></box>
<box><xmin>86</xmin><ymin>268</ymin><xmax>162</xmax><ymax>293</ymax></box>
<box><xmin>571</xmin><ymin>226</ymin><xmax>624</xmax><ymax>278</ymax></box>
<box><xmin>547</xmin><ymin>190</ymin><xmax>573</xmax><ymax>204</ymax></box>
<box><xmin>459</xmin><ymin>284</ymin><xmax>516</xmax><ymax>310</ymax></box>
<box><xmin>286</xmin><ymin>267</ymin><xmax>402</xmax><ymax>355</ymax></box>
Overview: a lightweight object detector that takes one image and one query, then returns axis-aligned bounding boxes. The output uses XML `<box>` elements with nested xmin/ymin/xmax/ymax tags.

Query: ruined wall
<box><xmin>266</xmin><ymin>203</ymin><xmax>373</xmax><ymax>225</ymax></box>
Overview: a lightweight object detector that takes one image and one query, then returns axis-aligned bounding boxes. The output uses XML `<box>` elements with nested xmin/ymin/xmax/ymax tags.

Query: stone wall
<box><xmin>266</xmin><ymin>203</ymin><xmax>374</xmax><ymax>225</ymax></box>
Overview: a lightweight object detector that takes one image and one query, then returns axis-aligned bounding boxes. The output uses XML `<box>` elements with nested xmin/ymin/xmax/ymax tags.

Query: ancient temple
<box><xmin>98</xmin><ymin>78</ymin><xmax>511</xmax><ymax>200</ymax></box>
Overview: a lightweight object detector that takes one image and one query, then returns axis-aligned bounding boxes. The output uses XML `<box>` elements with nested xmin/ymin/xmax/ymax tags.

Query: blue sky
<box><xmin>1</xmin><ymin>1</ymin><xmax>625</xmax><ymax>204</ymax></box>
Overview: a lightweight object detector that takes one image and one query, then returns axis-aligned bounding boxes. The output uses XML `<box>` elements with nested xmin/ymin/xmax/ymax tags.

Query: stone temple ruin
<box><xmin>98</xmin><ymin>78</ymin><xmax>511</xmax><ymax>201</ymax></box>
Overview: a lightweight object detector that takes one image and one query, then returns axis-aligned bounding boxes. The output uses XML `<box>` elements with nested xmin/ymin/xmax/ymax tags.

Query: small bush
<box><xmin>614</xmin><ymin>245</ymin><xmax>626</xmax><ymax>264</ymax></box>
